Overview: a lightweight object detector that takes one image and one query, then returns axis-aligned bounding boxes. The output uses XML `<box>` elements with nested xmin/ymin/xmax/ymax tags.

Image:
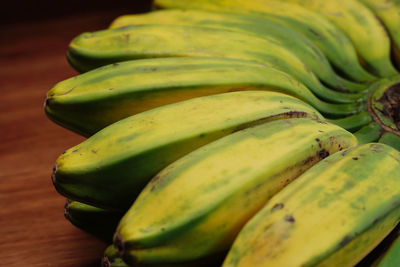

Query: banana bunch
<box><xmin>43</xmin><ymin>0</ymin><xmax>400</xmax><ymax>266</ymax></box>
<box><xmin>152</xmin><ymin>0</ymin><xmax>374</xmax><ymax>81</ymax></box>
<box><xmin>113</xmin><ymin>118</ymin><xmax>356</xmax><ymax>265</ymax></box>
<box><xmin>109</xmin><ymin>9</ymin><xmax>366</xmax><ymax>94</ymax></box>
<box><xmin>46</xmin><ymin>0</ymin><xmax>400</xmax><ymax>145</ymax></box>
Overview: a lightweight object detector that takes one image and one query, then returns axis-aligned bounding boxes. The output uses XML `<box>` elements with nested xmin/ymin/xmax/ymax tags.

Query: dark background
<box><xmin>0</xmin><ymin>0</ymin><xmax>153</xmax><ymax>24</ymax></box>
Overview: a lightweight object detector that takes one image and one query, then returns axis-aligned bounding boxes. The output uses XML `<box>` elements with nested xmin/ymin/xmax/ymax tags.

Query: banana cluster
<box><xmin>44</xmin><ymin>0</ymin><xmax>400</xmax><ymax>266</ymax></box>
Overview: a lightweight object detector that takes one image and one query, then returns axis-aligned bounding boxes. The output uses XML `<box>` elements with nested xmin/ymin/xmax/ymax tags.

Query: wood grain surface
<box><xmin>0</xmin><ymin>6</ymin><xmax>149</xmax><ymax>266</ymax></box>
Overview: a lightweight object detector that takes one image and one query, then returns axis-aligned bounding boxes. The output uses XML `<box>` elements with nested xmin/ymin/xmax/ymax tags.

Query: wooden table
<box><xmin>0</xmin><ymin>7</ymin><xmax>147</xmax><ymax>266</ymax></box>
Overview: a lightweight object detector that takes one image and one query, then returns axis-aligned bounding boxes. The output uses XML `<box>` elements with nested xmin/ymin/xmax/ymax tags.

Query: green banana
<box><xmin>114</xmin><ymin>118</ymin><xmax>357</xmax><ymax>265</ymax></box>
<box><xmin>45</xmin><ymin>57</ymin><xmax>364</xmax><ymax>137</ymax></box>
<box><xmin>275</xmin><ymin>0</ymin><xmax>398</xmax><ymax>77</ymax></box>
<box><xmin>223</xmin><ymin>143</ymin><xmax>400</xmax><ymax>267</ymax></box>
<box><xmin>154</xmin><ymin>0</ymin><xmax>377</xmax><ymax>83</ymax></box>
<box><xmin>109</xmin><ymin>9</ymin><xmax>366</xmax><ymax>93</ymax></box>
<box><xmin>353</xmin><ymin>0</ymin><xmax>400</xmax><ymax>70</ymax></box>
<box><xmin>52</xmin><ymin>91</ymin><xmax>323</xmax><ymax>210</ymax></box>
<box><xmin>67</xmin><ymin>23</ymin><xmax>368</xmax><ymax>107</ymax></box>
<box><xmin>64</xmin><ymin>200</ymin><xmax>123</xmax><ymax>243</ymax></box>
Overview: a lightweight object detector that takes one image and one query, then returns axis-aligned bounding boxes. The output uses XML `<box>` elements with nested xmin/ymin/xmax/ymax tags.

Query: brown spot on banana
<box><xmin>318</xmin><ymin>149</ymin><xmax>330</xmax><ymax>159</ymax></box>
<box><xmin>271</xmin><ymin>203</ymin><xmax>284</xmax><ymax>213</ymax></box>
<box><xmin>284</xmin><ymin>215</ymin><xmax>295</xmax><ymax>223</ymax></box>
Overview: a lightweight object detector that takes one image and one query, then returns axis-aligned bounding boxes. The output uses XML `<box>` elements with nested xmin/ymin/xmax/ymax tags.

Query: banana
<box><xmin>275</xmin><ymin>0</ymin><xmax>398</xmax><ymax>77</ymax></box>
<box><xmin>64</xmin><ymin>200</ymin><xmax>123</xmax><ymax>243</ymax></box>
<box><xmin>109</xmin><ymin>9</ymin><xmax>365</xmax><ymax>93</ymax></box>
<box><xmin>357</xmin><ymin>0</ymin><xmax>400</xmax><ymax>70</ymax></box>
<box><xmin>223</xmin><ymin>143</ymin><xmax>400</xmax><ymax>267</ymax></box>
<box><xmin>45</xmin><ymin>57</ymin><xmax>364</xmax><ymax>137</ymax></box>
<box><xmin>114</xmin><ymin>118</ymin><xmax>357</xmax><ymax>265</ymax></box>
<box><xmin>52</xmin><ymin>91</ymin><xmax>323</xmax><ymax>210</ymax></box>
<box><xmin>154</xmin><ymin>0</ymin><xmax>377</xmax><ymax>83</ymax></box>
<box><xmin>67</xmin><ymin>23</ymin><xmax>368</xmax><ymax>105</ymax></box>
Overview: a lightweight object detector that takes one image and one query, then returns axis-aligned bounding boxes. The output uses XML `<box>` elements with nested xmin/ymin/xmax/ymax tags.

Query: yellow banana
<box><xmin>154</xmin><ymin>0</ymin><xmax>377</xmax><ymax>83</ymax></box>
<box><xmin>354</xmin><ymin>0</ymin><xmax>400</xmax><ymax>70</ymax></box>
<box><xmin>223</xmin><ymin>143</ymin><xmax>400</xmax><ymax>267</ymax></box>
<box><xmin>278</xmin><ymin>0</ymin><xmax>398</xmax><ymax>77</ymax></box>
<box><xmin>114</xmin><ymin>118</ymin><xmax>357</xmax><ymax>265</ymax></box>
<box><xmin>45</xmin><ymin>57</ymin><xmax>365</xmax><ymax>137</ymax></box>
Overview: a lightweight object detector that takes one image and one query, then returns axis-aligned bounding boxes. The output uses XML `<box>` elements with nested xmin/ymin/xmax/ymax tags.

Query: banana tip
<box><xmin>51</xmin><ymin>163</ymin><xmax>58</xmax><ymax>185</ymax></box>
<box><xmin>63</xmin><ymin>200</ymin><xmax>69</xmax><ymax>219</ymax></box>
<box><xmin>101</xmin><ymin>256</ymin><xmax>111</xmax><ymax>267</ymax></box>
<box><xmin>43</xmin><ymin>92</ymin><xmax>50</xmax><ymax>109</ymax></box>
<box><xmin>114</xmin><ymin>232</ymin><xmax>125</xmax><ymax>256</ymax></box>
